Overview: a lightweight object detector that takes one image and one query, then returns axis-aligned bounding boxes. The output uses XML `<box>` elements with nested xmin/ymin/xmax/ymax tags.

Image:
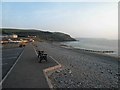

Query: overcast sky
<box><xmin>1</xmin><ymin>2</ymin><xmax>118</xmax><ymax>39</ymax></box>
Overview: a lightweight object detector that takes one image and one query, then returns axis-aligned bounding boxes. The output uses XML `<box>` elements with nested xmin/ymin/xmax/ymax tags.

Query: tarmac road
<box><xmin>2</xmin><ymin>43</ymin><xmax>57</xmax><ymax>88</ymax></box>
<box><xmin>2</xmin><ymin>48</ymin><xmax>24</xmax><ymax>79</ymax></box>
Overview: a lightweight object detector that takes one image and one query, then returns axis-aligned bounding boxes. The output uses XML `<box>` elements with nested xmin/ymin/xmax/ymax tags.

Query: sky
<box><xmin>1</xmin><ymin>2</ymin><xmax>118</xmax><ymax>39</ymax></box>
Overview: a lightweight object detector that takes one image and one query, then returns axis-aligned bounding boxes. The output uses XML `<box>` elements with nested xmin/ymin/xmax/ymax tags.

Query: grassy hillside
<box><xmin>1</xmin><ymin>28</ymin><xmax>76</xmax><ymax>42</ymax></box>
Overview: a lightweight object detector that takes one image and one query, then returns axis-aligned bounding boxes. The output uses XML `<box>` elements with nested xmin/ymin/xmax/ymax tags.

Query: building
<box><xmin>12</xmin><ymin>34</ymin><xmax>18</xmax><ymax>38</ymax></box>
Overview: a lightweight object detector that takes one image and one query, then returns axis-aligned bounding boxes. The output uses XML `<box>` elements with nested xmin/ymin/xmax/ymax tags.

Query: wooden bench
<box><xmin>37</xmin><ymin>51</ymin><xmax>44</xmax><ymax>58</ymax></box>
<box><xmin>37</xmin><ymin>50</ymin><xmax>47</xmax><ymax>63</ymax></box>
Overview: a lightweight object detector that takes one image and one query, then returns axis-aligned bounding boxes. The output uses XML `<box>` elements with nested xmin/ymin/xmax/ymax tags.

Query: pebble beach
<box><xmin>35</xmin><ymin>41</ymin><xmax>119</xmax><ymax>88</ymax></box>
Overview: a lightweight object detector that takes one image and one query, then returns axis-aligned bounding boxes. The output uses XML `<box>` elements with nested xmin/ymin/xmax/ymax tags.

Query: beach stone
<box><xmin>116</xmin><ymin>73</ymin><xmax>120</xmax><ymax>76</ymax></box>
<box><xmin>41</xmin><ymin>41</ymin><xmax>118</xmax><ymax>88</ymax></box>
<box><xmin>69</xmin><ymin>70</ymin><xmax>72</xmax><ymax>74</ymax></box>
<box><xmin>64</xmin><ymin>81</ymin><xmax>68</xmax><ymax>84</ymax></box>
<box><xmin>55</xmin><ymin>70</ymin><xmax>60</xmax><ymax>73</ymax></box>
<box><xmin>58</xmin><ymin>80</ymin><xmax>61</xmax><ymax>84</ymax></box>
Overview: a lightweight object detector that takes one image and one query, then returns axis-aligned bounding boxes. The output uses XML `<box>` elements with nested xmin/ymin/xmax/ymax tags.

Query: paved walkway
<box><xmin>2</xmin><ymin>43</ymin><xmax>57</xmax><ymax>88</ymax></box>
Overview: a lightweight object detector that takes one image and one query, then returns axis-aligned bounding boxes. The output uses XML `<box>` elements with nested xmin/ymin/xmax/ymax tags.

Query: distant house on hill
<box><xmin>12</xmin><ymin>34</ymin><xmax>18</xmax><ymax>38</ymax></box>
<box><xmin>1</xmin><ymin>34</ymin><xmax>19</xmax><ymax>44</ymax></box>
<box><xmin>2</xmin><ymin>34</ymin><xmax>18</xmax><ymax>39</ymax></box>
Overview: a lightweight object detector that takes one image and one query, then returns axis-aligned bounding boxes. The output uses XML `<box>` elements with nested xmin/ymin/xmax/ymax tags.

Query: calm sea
<box><xmin>62</xmin><ymin>38</ymin><xmax>118</xmax><ymax>57</ymax></box>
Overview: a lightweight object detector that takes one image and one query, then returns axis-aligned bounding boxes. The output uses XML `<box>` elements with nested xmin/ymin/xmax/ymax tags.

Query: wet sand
<box><xmin>35</xmin><ymin>41</ymin><xmax>119</xmax><ymax>88</ymax></box>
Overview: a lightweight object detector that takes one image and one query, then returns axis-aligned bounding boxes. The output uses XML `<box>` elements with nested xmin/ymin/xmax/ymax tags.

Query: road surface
<box><xmin>2</xmin><ymin>43</ymin><xmax>57</xmax><ymax>88</ymax></box>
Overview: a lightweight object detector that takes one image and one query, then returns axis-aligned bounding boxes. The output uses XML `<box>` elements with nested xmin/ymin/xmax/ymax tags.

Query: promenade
<box><xmin>2</xmin><ymin>43</ymin><xmax>57</xmax><ymax>88</ymax></box>
<box><xmin>1</xmin><ymin>42</ymin><xmax>119</xmax><ymax>88</ymax></box>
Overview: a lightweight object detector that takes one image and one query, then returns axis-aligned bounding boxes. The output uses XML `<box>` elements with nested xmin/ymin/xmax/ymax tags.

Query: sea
<box><xmin>61</xmin><ymin>38</ymin><xmax>118</xmax><ymax>57</ymax></box>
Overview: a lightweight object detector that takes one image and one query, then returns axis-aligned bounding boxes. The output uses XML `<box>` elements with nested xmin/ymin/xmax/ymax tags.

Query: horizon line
<box><xmin>1</xmin><ymin>27</ymin><xmax>118</xmax><ymax>40</ymax></box>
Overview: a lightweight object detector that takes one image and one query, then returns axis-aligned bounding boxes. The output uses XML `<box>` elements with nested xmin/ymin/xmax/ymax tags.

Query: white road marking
<box><xmin>32</xmin><ymin>44</ymin><xmax>60</xmax><ymax>65</ymax></box>
<box><xmin>49</xmin><ymin>56</ymin><xmax>61</xmax><ymax>65</ymax></box>
<box><xmin>0</xmin><ymin>48</ymin><xmax>25</xmax><ymax>86</ymax></box>
<box><xmin>33</xmin><ymin>46</ymin><xmax>38</xmax><ymax>55</ymax></box>
<box><xmin>43</xmin><ymin>56</ymin><xmax>62</xmax><ymax>89</ymax></box>
<box><xmin>32</xmin><ymin>43</ymin><xmax>62</xmax><ymax>89</ymax></box>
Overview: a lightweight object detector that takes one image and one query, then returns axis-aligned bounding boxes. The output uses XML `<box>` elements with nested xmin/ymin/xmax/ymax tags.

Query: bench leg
<box><xmin>38</xmin><ymin>56</ymin><xmax>42</xmax><ymax>63</ymax></box>
<box><xmin>45</xmin><ymin>57</ymin><xmax>47</xmax><ymax>62</ymax></box>
<box><xmin>38</xmin><ymin>53</ymin><xmax>41</xmax><ymax>58</ymax></box>
<box><xmin>39</xmin><ymin>59</ymin><xmax>42</xmax><ymax>63</ymax></box>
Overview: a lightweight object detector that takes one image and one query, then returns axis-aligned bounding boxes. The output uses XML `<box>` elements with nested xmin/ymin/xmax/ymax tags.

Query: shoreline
<box><xmin>35</xmin><ymin>41</ymin><xmax>118</xmax><ymax>88</ymax></box>
<box><xmin>59</xmin><ymin>43</ymin><xmax>119</xmax><ymax>59</ymax></box>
